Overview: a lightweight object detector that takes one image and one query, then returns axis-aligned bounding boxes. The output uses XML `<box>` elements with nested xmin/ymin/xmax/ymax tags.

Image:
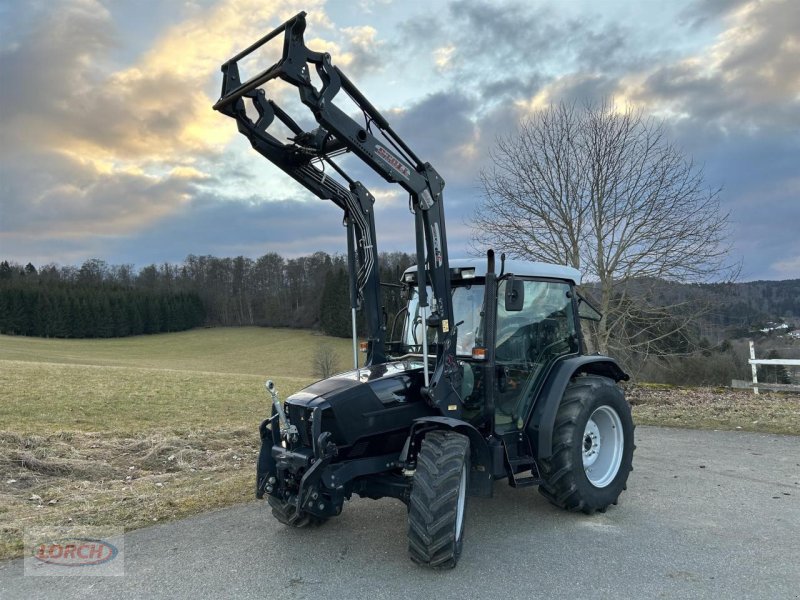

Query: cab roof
<box><xmin>402</xmin><ymin>258</ymin><xmax>581</xmax><ymax>285</ymax></box>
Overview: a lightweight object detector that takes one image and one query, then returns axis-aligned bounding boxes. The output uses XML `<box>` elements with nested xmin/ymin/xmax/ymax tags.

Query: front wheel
<box><xmin>538</xmin><ymin>375</ymin><xmax>634</xmax><ymax>514</ymax></box>
<box><xmin>407</xmin><ymin>430</ymin><xmax>470</xmax><ymax>569</ymax></box>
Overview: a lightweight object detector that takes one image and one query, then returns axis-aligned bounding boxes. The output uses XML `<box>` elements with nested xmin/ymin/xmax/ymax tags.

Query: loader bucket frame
<box><xmin>213</xmin><ymin>11</ymin><xmax>464</xmax><ymax>418</ymax></box>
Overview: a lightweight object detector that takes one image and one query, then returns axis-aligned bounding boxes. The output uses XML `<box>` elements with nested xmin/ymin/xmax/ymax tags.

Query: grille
<box><xmin>287</xmin><ymin>404</ymin><xmax>313</xmax><ymax>447</ymax></box>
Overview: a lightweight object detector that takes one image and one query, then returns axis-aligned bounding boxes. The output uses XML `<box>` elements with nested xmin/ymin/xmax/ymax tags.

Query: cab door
<box><xmin>493</xmin><ymin>278</ymin><xmax>578</xmax><ymax>432</ymax></box>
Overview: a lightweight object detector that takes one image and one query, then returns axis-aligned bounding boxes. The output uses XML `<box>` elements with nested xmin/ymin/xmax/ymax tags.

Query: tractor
<box><xmin>213</xmin><ymin>11</ymin><xmax>634</xmax><ymax>569</ymax></box>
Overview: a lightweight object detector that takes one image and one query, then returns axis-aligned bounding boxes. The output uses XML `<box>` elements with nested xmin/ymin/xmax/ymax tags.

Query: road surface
<box><xmin>2</xmin><ymin>426</ymin><xmax>798</xmax><ymax>599</ymax></box>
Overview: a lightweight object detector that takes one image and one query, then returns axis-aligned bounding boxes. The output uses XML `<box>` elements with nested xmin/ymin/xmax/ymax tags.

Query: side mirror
<box><xmin>504</xmin><ymin>277</ymin><xmax>524</xmax><ymax>312</ymax></box>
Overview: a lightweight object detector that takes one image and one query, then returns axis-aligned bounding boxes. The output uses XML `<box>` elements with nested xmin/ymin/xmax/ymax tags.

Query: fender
<box><xmin>405</xmin><ymin>417</ymin><xmax>494</xmax><ymax>498</ymax></box>
<box><xmin>528</xmin><ymin>355</ymin><xmax>628</xmax><ymax>460</ymax></box>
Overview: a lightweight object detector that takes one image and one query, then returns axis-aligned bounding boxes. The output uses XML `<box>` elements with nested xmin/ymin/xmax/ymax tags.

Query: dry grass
<box><xmin>0</xmin><ymin>328</ymin><xmax>356</xmax><ymax>560</ymax></box>
<box><xmin>628</xmin><ymin>384</ymin><xmax>800</xmax><ymax>435</ymax></box>
<box><xmin>0</xmin><ymin>428</ymin><xmax>259</xmax><ymax>560</ymax></box>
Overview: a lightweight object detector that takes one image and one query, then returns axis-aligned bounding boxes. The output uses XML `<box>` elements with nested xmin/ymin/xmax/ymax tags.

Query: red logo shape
<box><xmin>33</xmin><ymin>538</ymin><xmax>118</xmax><ymax>567</ymax></box>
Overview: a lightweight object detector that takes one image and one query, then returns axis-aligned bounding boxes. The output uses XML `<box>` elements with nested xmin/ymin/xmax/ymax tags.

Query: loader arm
<box><xmin>213</xmin><ymin>11</ymin><xmax>462</xmax><ymax>417</ymax></box>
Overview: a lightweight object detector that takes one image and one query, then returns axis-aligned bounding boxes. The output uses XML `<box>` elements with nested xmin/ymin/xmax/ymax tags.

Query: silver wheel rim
<box><xmin>582</xmin><ymin>405</ymin><xmax>624</xmax><ymax>488</ymax></box>
<box><xmin>455</xmin><ymin>464</ymin><xmax>467</xmax><ymax>541</ymax></box>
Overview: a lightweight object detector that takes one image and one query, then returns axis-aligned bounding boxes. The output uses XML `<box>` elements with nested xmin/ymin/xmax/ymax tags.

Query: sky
<box><xmin>0</xmin><ymin>0</ymin><xmax>798</xmax><ymax>281</ymax></box>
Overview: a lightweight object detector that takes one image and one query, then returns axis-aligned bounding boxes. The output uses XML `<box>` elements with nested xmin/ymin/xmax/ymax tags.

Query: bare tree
<box><xmin>472</xmin><ymin>101</ymin><xmax>736</xmax><ymax>367</ymax></box>
<box><xmin>313</xmin><ymin>343</ymin><xmax>339</xmax><ymax>379</ymax></box>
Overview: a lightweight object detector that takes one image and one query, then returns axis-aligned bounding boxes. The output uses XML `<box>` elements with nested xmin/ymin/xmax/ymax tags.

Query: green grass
<box><xmin>0</xmin><ymin>326</ymin><xmax>360</xmax><ymax>433</ymax></box>
<box><xmin>0</xmin><ymin>327</ymin><xmax>356</xmax><ymax>560</ymax></box>
<box><xmin>0</xmin><ymin>327</ymin><xmax>355</xmax><ymax>378</ymax></box>
<box><xmin>0</xmin><ymin>360</ymin><xmax>301</xmax><ymax>433</ymax></box>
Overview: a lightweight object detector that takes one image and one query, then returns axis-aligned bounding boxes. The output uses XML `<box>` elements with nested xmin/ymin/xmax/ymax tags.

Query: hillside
<box><xmin>3</xmin><ymin>254</ymin><xmax>799</xmax><ymax>347</ymax></box>
<box><xmin>0</xmin><ymin>327</ymin><xmax>355</xmax><ymax>379</ymax></box>
<box><xmin>653</xmin><ymin>278</ymin><xmax>800</xmax><ymax>340</ymax></box>
<box><xmin>1</xmin><ymin>328</ymin><xmax>797</xmax><ymax>561</ymax></box>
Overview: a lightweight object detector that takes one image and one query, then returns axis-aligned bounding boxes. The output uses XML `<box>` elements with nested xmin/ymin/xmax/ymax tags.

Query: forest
<box><xmin>1</xmin><ymin>253</ymin><xmax>798</xmax><ymax>343</ymax></box>
<box><xmin>0</xmin><ymin>253</ymin><xmax>414</xmax><ymax>339</ymax></box>
<box><xmin>2</xmin><ymin>254</ymin><xmax>799</xmax><ymax>385</ymax></box>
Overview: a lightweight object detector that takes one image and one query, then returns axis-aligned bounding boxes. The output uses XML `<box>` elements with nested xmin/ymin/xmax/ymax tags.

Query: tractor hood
<box><xmin>288</xmin><ymin>360</ymin><xmax>426</xmax><ymax>409</ymax></box>
<box><xmin>284</xmin><ymin>359</ymin><xmax>434</xmax><ymax>449</ymax></box>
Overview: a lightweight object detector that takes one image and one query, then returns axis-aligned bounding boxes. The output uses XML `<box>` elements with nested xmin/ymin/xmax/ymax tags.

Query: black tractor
<box><xmin>213</xmin><ymin>12</ymin><xmax>634</xmax><ymax>569</ymax></box>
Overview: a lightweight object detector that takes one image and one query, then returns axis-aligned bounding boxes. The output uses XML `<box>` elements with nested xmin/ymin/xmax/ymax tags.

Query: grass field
<box><xmin>0</xmin><ymin>327</ymin><xmax>355</xmax><ymax>560</ymax></box>
<box><xmin>627</xmin><ymin>384</ymin><xmax>800</xmax><ymax>435</ymax></box>
<box><xmin>0</xmin><ymin>328</ymin><xmax>358</xmax><ymax>432</ymax></box>
<box><xmin>0</xmin><ymin>327</ymin><xmax>356</xmax><ymax>378</ymax></box>
<box><xmin>1</xmin><ymin>328</ymin><xmax>798</xmax><ymax>560</ymax></box>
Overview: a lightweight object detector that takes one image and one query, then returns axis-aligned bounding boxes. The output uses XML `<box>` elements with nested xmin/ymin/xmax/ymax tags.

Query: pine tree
<box><xmin>0</xmin><ymin>291</ymin><xmax>8</xmax><ymax>333</ymax></box>
<box><xmin>127</xmin><ymin>297</ymin><xmax>144</xmax><ymax>336</ymax></box>
<box><xmin>144</xmin><ymin>296</ymin><xmax>160</xmax><ymax>334</ymax></box>
<box><xmin>319</xmin><ymin>269</ymin><xmax>351</xmax><ymax>338</ymax></box>
<box><xmin>96</xmin><ymin>296</ymin><xmax>114</xmax><ymax>338</ymax></box>
<box><xmin>33</xmin><ymin>292</ymin><xmax>50</xmax><ymax>337</ymax></box>
<box><xmin>49</xmin><ymin>292</ymin><xmax>69</xmax><ymax>338</ymax></box>
<box><xmin>16</xmin><ymin>289</ymin><xmax>35</xmax><ymax>335</ymax></box>
<box><xmin>110</xmin><ymin>295</ymin><xmax>128</xmax><ymax>337</ymax></box>
<box><xmin>0</xmin><ymin>261</ymin><xmax>12</xmax><ymax>280</ymax></box>
<box><xmin>758</xmin><ymin>350</ymin><xmax>792</xmax><ymax>384</ymax></box>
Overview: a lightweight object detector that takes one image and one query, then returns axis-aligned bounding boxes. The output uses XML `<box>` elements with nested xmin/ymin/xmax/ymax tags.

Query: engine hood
<box><xmin>284</xmin><ymin>359</ymin><xmax>434</xmax><ymax>448</ymax></box>
<box><xmin>288</xmin><ymin>359</ymin><xmax>426</xmax><ymax>409</ymax></box>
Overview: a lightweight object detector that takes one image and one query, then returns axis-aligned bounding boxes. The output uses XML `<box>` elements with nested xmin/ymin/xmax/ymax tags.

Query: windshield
<box><xmin>403</xmin><ymin>284</ymin><xmax>485</xmax><ymax>356</ymax></box>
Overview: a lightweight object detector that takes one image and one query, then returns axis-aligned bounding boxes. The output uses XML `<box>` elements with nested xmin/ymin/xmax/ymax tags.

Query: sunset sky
<box><xmin>0</xmin><ymin>0</ymin><xmax>798</xmax><ymax>280</ymax></box>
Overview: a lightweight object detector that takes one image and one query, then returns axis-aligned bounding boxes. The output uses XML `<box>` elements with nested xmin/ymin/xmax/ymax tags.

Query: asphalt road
<box><xmin>2</xmin><ymin>426</ymin><xmax>798</xmax><ymax>600</ymax></box>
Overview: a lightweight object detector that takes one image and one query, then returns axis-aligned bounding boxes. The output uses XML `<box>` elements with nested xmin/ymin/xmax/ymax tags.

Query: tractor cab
<box><xmin>397</xmin><ymin>259</ymin><xmax>585</xmax><ymax>434</ymax></box>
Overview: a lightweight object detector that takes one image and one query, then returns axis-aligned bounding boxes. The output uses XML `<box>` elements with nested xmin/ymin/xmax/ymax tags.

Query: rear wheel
<box><xmin>539</xmin><ymin>375</ymin><xmax>634</xmax><ymax>514</ymax></box>
<box><xmin>268</xmin><ymin>495</ymin><xmax>328</xmax><ymax>528</ymax></box>
<box><xmin>407</xmin><ymin>430</ymin><xmax>470</xmax><ymax>569</ymax></box>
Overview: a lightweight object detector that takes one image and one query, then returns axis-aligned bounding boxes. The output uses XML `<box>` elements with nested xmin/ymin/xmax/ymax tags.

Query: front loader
<box><xmin>213</xmin><ymin>11</ymin><xmax>634</xmax><ymax>569</ymax></box>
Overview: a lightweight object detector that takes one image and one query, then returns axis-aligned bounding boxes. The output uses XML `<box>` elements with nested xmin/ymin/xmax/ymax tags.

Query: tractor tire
<box><xmin>538</xmin><ymin>375</ymin><xmax>634</xmax><ymax>514</ymax></box>
<box><xmin>407</xmin><ymin>430</ymin><xmax>470</xmax><ymax>569</ymax></box>
<box><xmin>267</xmin><ymin>495</ymin><xmax>328</xmax><ymax>528</ymax></box>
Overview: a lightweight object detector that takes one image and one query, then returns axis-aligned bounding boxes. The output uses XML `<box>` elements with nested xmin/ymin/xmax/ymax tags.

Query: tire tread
<box><xmin>407</xmin><ymin>430</ymin><xmax>469</xmax><ymax>569</ymax></box>
<box><xmin>538</xmin><ymin>375</ymin><xmax>634</xmax><ymax>515</ymax></box>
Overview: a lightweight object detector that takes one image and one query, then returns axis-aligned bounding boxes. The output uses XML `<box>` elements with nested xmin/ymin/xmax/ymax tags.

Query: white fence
<box><xmin>737</xmin><ymin>340</ymin><xmax>800</xmax><ymax>394</ymax></box>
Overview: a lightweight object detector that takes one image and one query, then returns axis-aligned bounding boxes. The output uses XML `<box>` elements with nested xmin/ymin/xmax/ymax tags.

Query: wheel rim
<box><xmin>455</xmin><ymin>464</ymin><xmax>467</xmax><ymax>541</ymax></box>
<box><xmin>582</xmin><ymin>405</ymin><xmax>624</xmax><ymax>488</ymax></box>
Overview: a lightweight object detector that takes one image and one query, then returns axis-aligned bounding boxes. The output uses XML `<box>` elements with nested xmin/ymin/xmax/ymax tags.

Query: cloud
<box><xmin>98</xmin><ymin>190</ymin><xmax>471</xmax><ymax>266</ymax></box>
<box><xmin>624</xmin><ymin>0</ymin><xmax>800</xmax><ymax>130</ymax></box>
<box><xmin>770</xmin><ymin>256</ymin><xmax>800</xmax><ymax>279</ymax></box>
<box><xmin>392</xmin><ymin>0</ymin><xmax>643</xmax><ymax>105</ymax></box>
<box><xmin>0</xmin><ymin>0</ymin><xmax>327</xmax><ymax>163</ymax></box>
<box><xmin>389</xmin><ymin>92</ymin><xmax>481</xmax><ymax>179</ymax></box>
<box><xmin>493</xmin><ymin>0</ymin><xmax>799</xmax><ymax>281</ymax></box>
<box><xmin>0</xmin><ymin>153</ymin><xmax>204</xmax><ymax>237</ymax></box>
<box><xmin>678</xmin><ymin>0</ymin><xmax>753</xmax><ymax>28</ymax></box>
<box><xmin>515</xmin><ymin>74</ymin><xmax>619</xmax><ymax>113</ymax></box>
<box><xmin>338</xmin><ymin>26</ymin><xmax>384</xmax><ymax>77</ymax></box>
<box><xmin>494</xmin><ymin>0</ymin><xmax>798</xmax><ymax>135</ymax></box>
<box><xmin>357</xmin><ymin>0</ymin><xmax>392</xmax><ymax>13</ymax></box>
<box><xmin>0</xmin><ymin>0</ymin><xmax>797</xmax><ymax>282</ymax></box>
<box><xmin>0</xmin><ymin>0</ymin><xmax>338</xmax><ymax>255</ymax></box>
